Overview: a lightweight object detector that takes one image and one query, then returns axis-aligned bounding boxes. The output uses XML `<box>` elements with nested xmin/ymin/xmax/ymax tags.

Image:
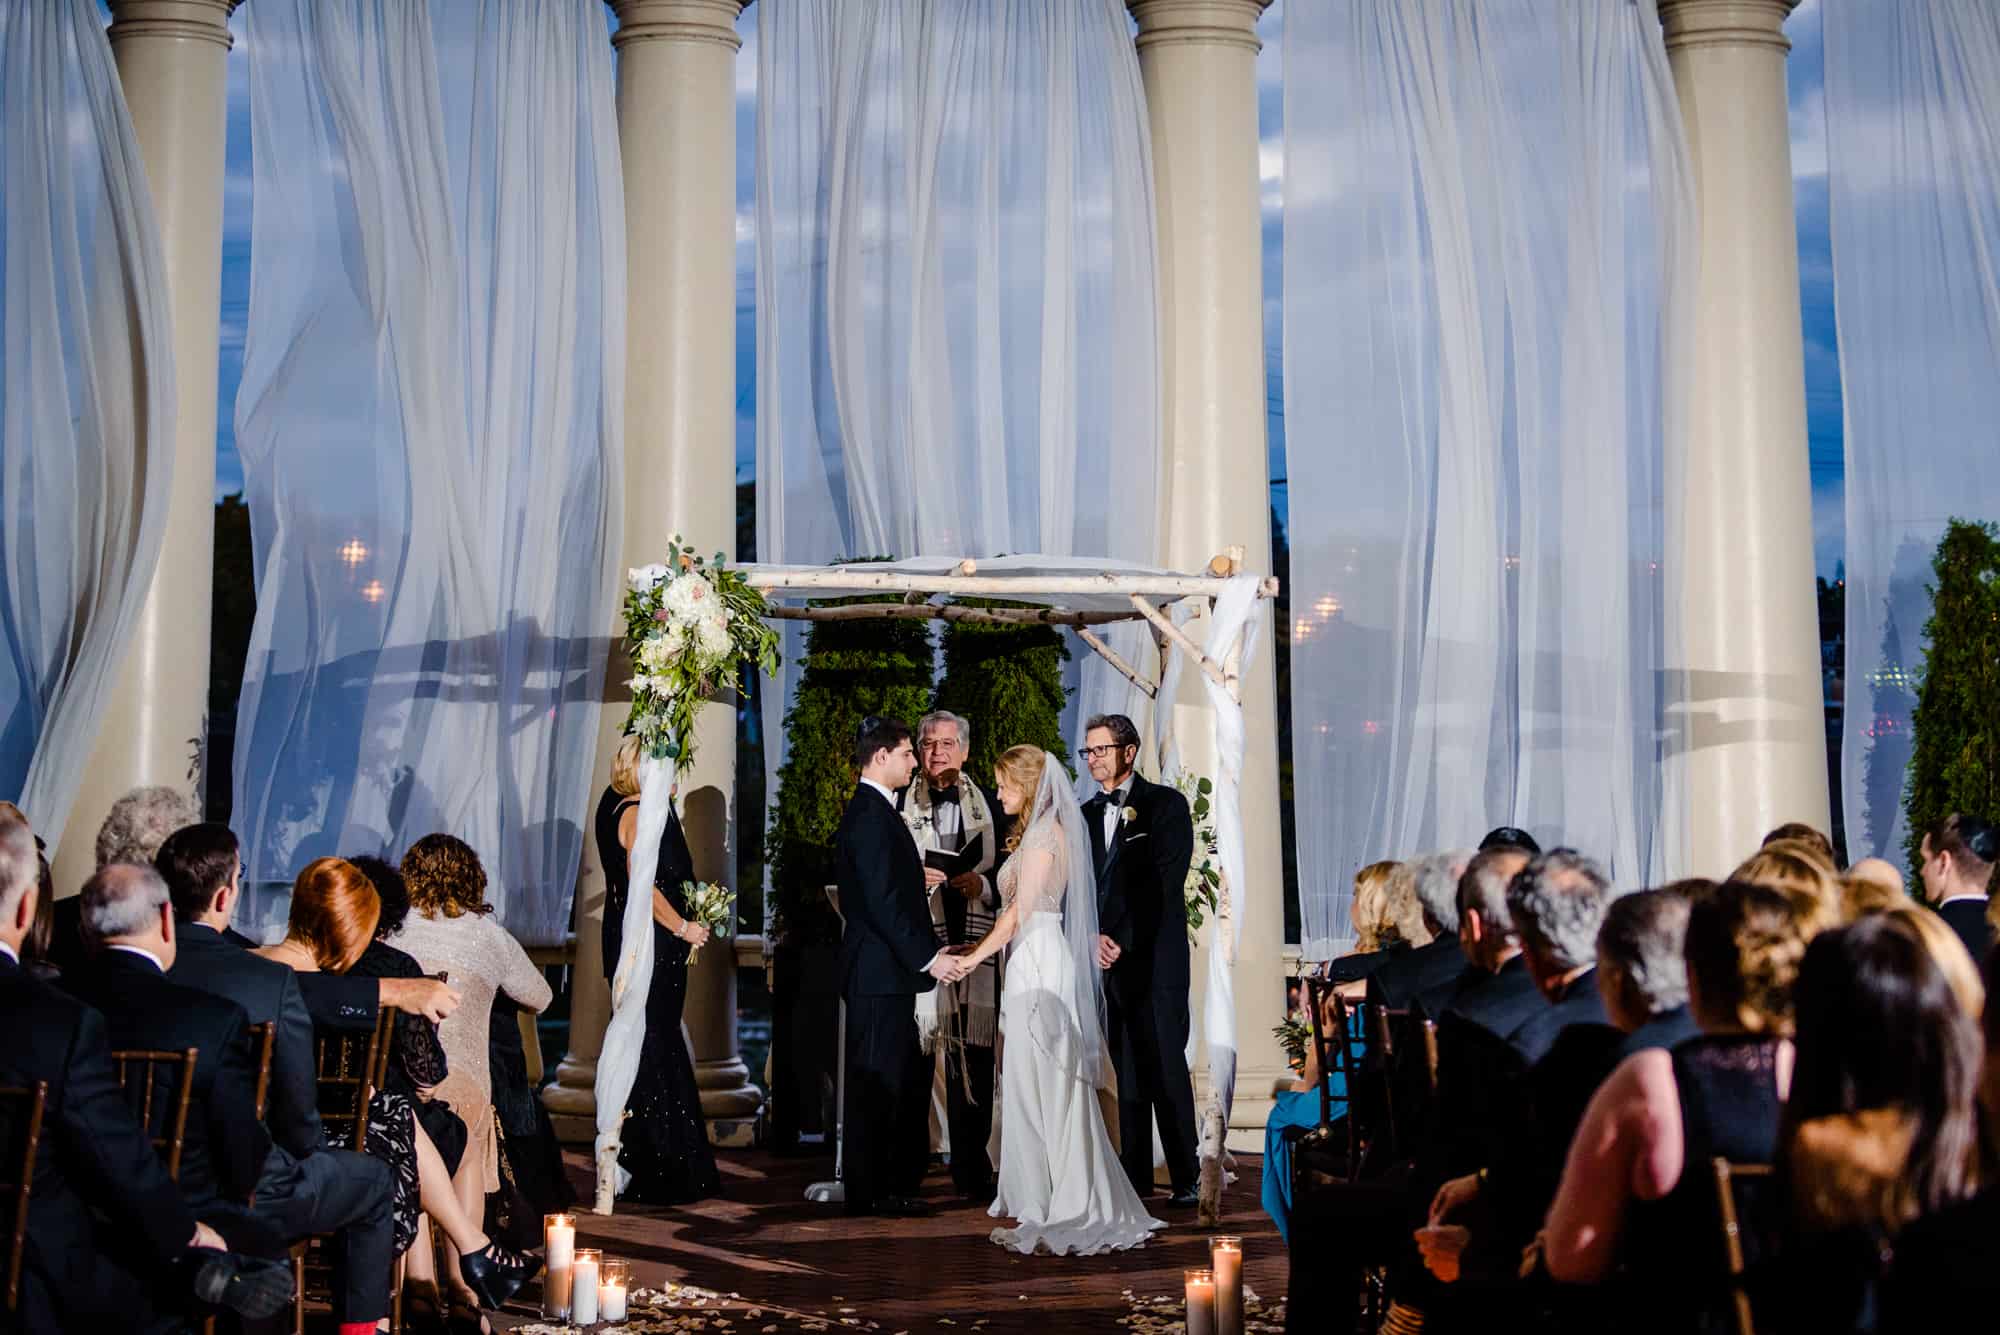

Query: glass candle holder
<box><xmin>600</xmin><ymin>1258</ymin><xmax>632</xmax><ymax>1322</ymax></box>
<box><xmin>1210</xmin><ymin>1237</ymin><xmax>1244</xmax><ymax>1335</ymax></box>
<box><xmin>572</xmin><ymin>1248</ymin><xmax>603</xmax><ymax>1324</ymax></box>
<box><xmin>542</xmin><ymin>1214</ymin><xmax>576</xmax><ymax>1320</ymax></box>
<box><xmin>1185</xmin><ymin>1267</ymin><xmax>1217</xmax><ymax>1335</ymax></box>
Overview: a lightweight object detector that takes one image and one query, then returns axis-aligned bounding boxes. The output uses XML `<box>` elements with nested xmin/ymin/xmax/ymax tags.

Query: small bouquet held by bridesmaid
<box><xmin>678</xmin><ymin>881</ymin><xmax>734</xmax><ymax>963</ymax></box>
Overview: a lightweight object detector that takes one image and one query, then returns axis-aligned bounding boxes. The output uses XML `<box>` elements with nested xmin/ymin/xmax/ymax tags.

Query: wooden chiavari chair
<box><xmin>0</xmin><ymin>1081</ymin><xmax>47</xmax><ymax>1316</ymax></box>
<box><xmin>107</xmin><ymin>1048</ymin><xmax>198</xmax><ymax>1182</ymax></box>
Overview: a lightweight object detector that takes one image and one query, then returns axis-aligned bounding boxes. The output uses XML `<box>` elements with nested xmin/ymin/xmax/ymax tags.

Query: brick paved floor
<box><xmin>485</xmin><ymin>1147</ymin><xmax>1287</xmax><ymax>1334</ymax></box>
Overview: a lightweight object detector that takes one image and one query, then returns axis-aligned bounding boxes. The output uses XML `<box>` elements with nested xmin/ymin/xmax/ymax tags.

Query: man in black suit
<box><xmin>836</xmin><ymin>717</ymin><xmax>961</xmax><ymax>1217</ymax></box>
<box><xmin>1367</xmin><ymin>850</ymin><xmax>1473</xmax><ymax>1016</ymax></box>
<box><xmin>154</xmin><ymin>822</ymin><xmax>401</xmax><ymax>1330</ymax></box>
<box><xmin>1918</xmin><ymin>813</ymin><xmax>1997</xmax><ymax>967</ymax></box>
<box><xmin>0</xmin><ymin>810</ymin><xmax>290</xmax><ymax>1333</ymax></box>
<box><xmin>1079</xmin><ymin>712</ymin><xmax>1198</xmax><ymax>1207</ymax></box>
<box><xmin>1595</xmin><ymin>887</ymin><xmax>1700</xmax><ymax>1061</ymax></box>
<box><xmin>64</xmin><ymin>864</ymin><xmax>272</xmax><ymax>1220</ymax></box>
<box><xmin>1419</xmin><ymin>850</ymin><xmax>1620</xmax><ymax>1310</ymax></box>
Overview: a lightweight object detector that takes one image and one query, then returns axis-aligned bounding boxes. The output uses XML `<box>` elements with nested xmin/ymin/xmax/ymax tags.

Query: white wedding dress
<box><xmin>988</xmin><ymin>766</ymin><xmax>1164</xmax><ymax>1255</ymax></box>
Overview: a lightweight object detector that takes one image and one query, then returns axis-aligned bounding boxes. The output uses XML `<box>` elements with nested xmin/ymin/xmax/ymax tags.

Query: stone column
<box><xmin>1659</xmin><ymin>0</ymin><xmax>1829</xmax><ymax>874</ymax></box>
<box><xmin>1127</xmin><ymin>0</ymin><xmax>1286</xmax><ymax>1151</ymax></box>
<box><xmin>54</xmin><ymin>0</ymin><xmax>238</xmax><ymax>896</ymax></box>
<box><xmin>546</xmin><ymin>0</ymin><xmax>760</xmax><ymax>1147</ymax></box>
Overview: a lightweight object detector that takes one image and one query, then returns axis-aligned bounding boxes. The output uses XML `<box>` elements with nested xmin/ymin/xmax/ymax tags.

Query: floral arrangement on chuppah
<box><xmin>621</xmin><ymin>540</ymin><xmax>780</xmax><ymax>766</ymax></box>
<box><xmin>595</xmin><ymin>539</ymin><xmax>777</xmax><ymax>1215</ymax></box>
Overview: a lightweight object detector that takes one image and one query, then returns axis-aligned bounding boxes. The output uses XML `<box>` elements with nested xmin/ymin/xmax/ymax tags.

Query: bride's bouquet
<box><xmin>678</xmin><ymin>880</ymin><xmax>734</xmax><ymax>964</ymax></box>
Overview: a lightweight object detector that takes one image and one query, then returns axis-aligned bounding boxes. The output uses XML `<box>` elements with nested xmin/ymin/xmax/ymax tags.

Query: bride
<box><xmin>943</xmin><ymin>745</ymin><xmax>1164</xmax><ymax>1255</ymax></box>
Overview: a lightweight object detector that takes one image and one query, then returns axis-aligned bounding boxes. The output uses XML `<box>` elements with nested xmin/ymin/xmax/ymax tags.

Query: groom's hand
<box><xmin>1096</xmin><ymin>935</ymin><xmax>1121</xmax><ymax>969</ymax></box>
<box><xmin>923</xmin><ymin>867</ymin><xmax>949</xmax><ymax>889</ymax></box>
<box><xmin>926</xmin><ymin>954</ymin><xmax>963</xmax><ymax>982</ymax></box>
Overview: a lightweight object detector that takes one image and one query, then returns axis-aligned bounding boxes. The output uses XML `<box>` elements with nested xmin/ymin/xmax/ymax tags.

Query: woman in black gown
<box><xmin>594</xmin><ymin>736</ymin><xmax>722</xmax><ymax>1204</ymax></box>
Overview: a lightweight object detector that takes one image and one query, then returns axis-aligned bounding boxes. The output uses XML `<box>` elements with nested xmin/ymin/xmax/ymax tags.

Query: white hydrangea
<box><xmin>637</xmin><ymin>631</ymin><xmax>680</xmax><ymax>673</ymax></box>
<box><xmin>663</xmin><ymin>572</ymin><xmax>714</xmax><ymax>621</ymax></box>
<box><xmin>625</xmin><ymin>674</ymin><xmax>655</xmax><ymax>695</ymax></box>
<box><xmin>696</xmin><ymin>614</ymin><xmax>732</xmax><ymax>663</ymax></box>
<box><xmin>627</xmin><ymin>563</ymin><xmax>670</xmax><ymax>592</ymax></box>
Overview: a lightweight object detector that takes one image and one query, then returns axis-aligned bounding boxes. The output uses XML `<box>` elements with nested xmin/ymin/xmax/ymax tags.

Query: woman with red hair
<box><xmin>261</xmin><ymin>858</ymin><xmax>537</xmax><ymax>1320</ymax></box>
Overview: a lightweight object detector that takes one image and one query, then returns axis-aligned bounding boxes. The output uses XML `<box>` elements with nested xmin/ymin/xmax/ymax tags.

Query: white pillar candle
<box><xmin>543</xmin><ymin>1214</ymin><xmax>575</xmax><ymax>1318</ymax></box>
<box><xmin>599</xmin><ymin>1278</ymin><xmax>627</xmax><ymax>1322</ymax></box>
<box><xmin>1211</xmin><ymin>1237</ymin><xmax>1244</xmax><ymax>1335</ymax></box>
<box><xmin>573</xmin><ymin>1249</ymin><xmax>601</xmax><ymax>1324</ymax></box>
<box><xmin>1185</xmin><ymin>1268</ymin><xmax>1217</xmax><ymax>1335</ymax></box>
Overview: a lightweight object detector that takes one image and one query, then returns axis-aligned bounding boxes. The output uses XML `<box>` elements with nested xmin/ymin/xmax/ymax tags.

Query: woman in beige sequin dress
<box><xmin>390</xmin><ymin>836</ymin><xmax>553</xmax><ymax>1279</ymax></box>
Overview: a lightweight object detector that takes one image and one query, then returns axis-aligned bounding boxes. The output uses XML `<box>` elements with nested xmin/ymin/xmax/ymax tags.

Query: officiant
<box><xmin>899</xmin><ymin>709</ymin><xmax>1012</xmax><ymax>1199</ymax></box>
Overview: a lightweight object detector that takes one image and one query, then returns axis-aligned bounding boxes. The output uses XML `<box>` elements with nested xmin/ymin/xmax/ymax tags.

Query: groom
<box><xmin>1082</xmin><ymin>713</ymin><xmax>1199</xmax><ymax>1208</ymax></box>
<box><xmin>835</xmin><ymin>716</ymin><xmax>961</xmax><ymax>1218</ymax></box>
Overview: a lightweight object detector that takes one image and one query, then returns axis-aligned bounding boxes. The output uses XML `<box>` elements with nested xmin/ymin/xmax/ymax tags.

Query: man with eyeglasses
<box><xmin>898</xmin><ymin>710</ymin><xmax>1011</xmax><ymax>1199</ymax></box>
<box><xmin>1079</xmin><ymin>713</ymin><xmax>1199</xmax><ymax>1208</ymax></box>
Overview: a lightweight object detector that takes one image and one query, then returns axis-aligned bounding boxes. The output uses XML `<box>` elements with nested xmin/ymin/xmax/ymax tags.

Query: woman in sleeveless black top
<box><xmin>594</xmin><ymin>780</ymin><xmax>722</xmax><ymax>1204</ymax></box>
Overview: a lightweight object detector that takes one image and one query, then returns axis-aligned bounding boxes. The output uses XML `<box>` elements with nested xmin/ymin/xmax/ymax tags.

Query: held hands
<box><xmin>1095</xmin><ymin>934</ymin><xmax>1122</xmax><ymax>970</ymax></box>
<box><xmin>927</xmin><ymin>952</ymin><xmax>972</xmax><ymax>983</ymax></box>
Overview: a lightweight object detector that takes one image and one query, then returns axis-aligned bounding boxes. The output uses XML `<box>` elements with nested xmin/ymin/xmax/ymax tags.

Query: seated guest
<box><xmin>1880</xmin><ymin>940</ymin><xmax>2000</xmax><ymax>1324</ymax></box>
<box><xmin>1916</xmin><ymin>812</ymin><xmax>1997</xmax><ymax>968</ymax></box>
<box><xmin>1325</xmin><ymin>861</ymin><xmax>1425</xmax><ymax>985</ymax></box>
<box><xmin>1595</xmin><ymin>888</ymin><xmax>1700</xmax><ymax>1058</ymax></box>
<box><xmin>1885</xmin><ymin>903</ymin><xmax>1985</xmax><ymax>1019</ymax></box>
<box><xmin>1479</xmin><ymin>825</ymin><xmax>1542</xmax><ymax>856</ymax></box>
<box><xmin>1733</xmin><ymin>840</ymin><xmax>1843</xmax><ymax>933</ymax></box>
<box><xmin>1263</xmin><ymin>979</ymin><xmax>1354</xmax><ymax>1243</ymax></box>
<box><xmin>1772</xmin><ymin>914</ymin><xmax>1982</xmax><ymax>1333</ymax></box>
<box><xmin>1368</xmin><ymin>850</ymin><xmax>1475</xmax><ymax>1014</ymax></box>
<box><xmin>1416</xmin><ymin>852</ymin><xmax>1620</xmax><ymax>1301</ymax></box>
<box><xmin>157</xmin><ymin>823</ymin><xmax>404</xmax><ymax>1333</ymax></box>
<box><xmin>1762</xmin><ymin>821</ymin><xmax>1838</xmax><ymax>865</ymax></box>
<box><xmin>390</xmin><ymin>835</ymin><xmax>555</xmax><ymax>1298</ymax></box>
<box><xmin>62</xmin><ymin>864</ymin><xmax>272</xmax><ymax>1223</ymax></box>
<box><xmin>0</xmin><ymin>809</ymin><xmax>290</xmax><ymax>1333</ymax></box>
<box><xmin>1840</xmin><ymin>858</ymin><xmax>1907</xmax><ymax>921</ymax></box>
<box><xmin>262</xmin><ymin>857</ymin><xmax>538</xmax><ymax>1322</ymax></box>
<box><xmin>45</xmin><ymin>785</ymin><xmax>201</xmax><ymax>976</ymax></box>
<box><xmin>1541</xmin><ymin>881</ymin><xmax>1814</xmax><ymax>1329</ymax></box>
<box><xmin>343</xmin><ymin>855</ymin><xmax>467</xmax><ymax>1170</ymax></box>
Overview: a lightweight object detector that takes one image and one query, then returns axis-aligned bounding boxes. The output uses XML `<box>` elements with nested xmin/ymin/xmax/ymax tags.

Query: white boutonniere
<box><xmin>1120</xmin><ymin>806</ymin><xmax>1138</xmax><ymax>826</ymax></box>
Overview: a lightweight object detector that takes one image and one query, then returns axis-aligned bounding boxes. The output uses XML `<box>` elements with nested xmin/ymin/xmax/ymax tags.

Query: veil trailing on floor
<box><xmin>1016</xmin><ymin>750</ymin><xmax>1110</xmax><ymax>1091</ymax></box>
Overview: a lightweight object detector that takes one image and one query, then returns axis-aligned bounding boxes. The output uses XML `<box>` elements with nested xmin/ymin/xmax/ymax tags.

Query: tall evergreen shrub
<box><xmin>933</xmin><ymin>605</ymin><xmax>1074</xmax><ymax>783</ymax></box>
<box><xmin>767</xmin><ymin>603</ymin><xmax>934</xmax><ymax>943</ymax></box>
<box><xmin>1903</xmin><ymin>519</ymin><xmax>2000</xmax><ymax>880</ymax></box>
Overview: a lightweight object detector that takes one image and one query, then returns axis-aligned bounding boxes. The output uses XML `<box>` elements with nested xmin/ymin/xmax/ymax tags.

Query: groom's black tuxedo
<box><xmin>1085</xmin><ymin>770</ymin><xmax>1199</xmax><ymax>1197</ymax></box>
<box><xmin>834</xmin><ymin>781</ymin><xmax>938</xmax><ymax>1212</ymax></box>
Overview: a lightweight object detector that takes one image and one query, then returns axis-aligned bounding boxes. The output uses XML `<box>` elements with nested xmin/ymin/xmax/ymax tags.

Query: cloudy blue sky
<box><xmin>211</xmin><ymin>0</ymin><xmax>1844</xmax><ymax>578</ymax></box>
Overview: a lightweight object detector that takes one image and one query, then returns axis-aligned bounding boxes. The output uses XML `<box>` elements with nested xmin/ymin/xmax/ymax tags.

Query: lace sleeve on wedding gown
<box><xmin>1001</xmin><ymin>822</ymin><xmax>1066</xmax><ymax>918</ymax></box>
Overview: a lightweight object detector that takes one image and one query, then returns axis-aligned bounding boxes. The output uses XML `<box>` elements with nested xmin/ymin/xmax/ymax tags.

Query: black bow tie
<box><xmin>1100</xmin><ymin>789</ymin><xmax>1126</xmax><ymax>809</ymax></box>
<box><xmin>931</xmin><ymin>785</ymin><xmax>961</xmax><ymax>804</ymax></box>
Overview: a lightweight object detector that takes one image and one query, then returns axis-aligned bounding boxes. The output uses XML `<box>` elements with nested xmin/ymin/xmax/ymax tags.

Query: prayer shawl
<box><xmin>902</xmin><ymin>778</ymin><xmax>1000</xmax><ymax>1050</ymax></box>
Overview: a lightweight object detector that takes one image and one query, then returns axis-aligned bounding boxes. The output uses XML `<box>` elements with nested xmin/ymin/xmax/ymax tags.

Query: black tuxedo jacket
<box><xmin>1085</xmin><ymin>771</ymin><xmax>1194</xmax><ymax>1000</ymax></box>
<box><xmin>0</xmin><ymin>953</ymin><xmax>197</xmax><ymax>1315</ymax></box>
<box><xmin>835</xmin><ymin>784</ymin><xmax>939</xmax><ymax>999</ymax></box>
<box><xmin>1367</xmin><ymin>935</ymin><xmax>1468</xmax><ymax>1015</ymax></box>
<box><xmin>1938</xmin><ymin>897</ymin><xmax>1994</xmax><ymax>970</ymax></box>
<box><xmin>169</xmin><ymin>920</ymin><xmax>324</xmax><ymax>1157</ymax></box>
<box><xmin>61</xmin><ymin>949</ymin><xmax>272</xmax><ymax>1212</ymax></box>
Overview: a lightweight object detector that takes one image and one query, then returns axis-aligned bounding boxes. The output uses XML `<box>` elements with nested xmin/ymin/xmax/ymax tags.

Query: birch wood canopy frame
<box><xmin>736</xmin><ymin>548</ymin><xmax>1277</xmax><ymax>1226</ymax></box>
<box><xmin>736</xmin><ymin>549</ymin><xmax>1280</xmax><ymax>702</ymax></box>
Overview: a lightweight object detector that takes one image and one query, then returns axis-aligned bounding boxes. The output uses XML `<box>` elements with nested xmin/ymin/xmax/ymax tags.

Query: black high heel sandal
<box><xmin>456</xmin><ymin>1239</ymin><xmax>540</xmax><ymax>1311</ymax></box>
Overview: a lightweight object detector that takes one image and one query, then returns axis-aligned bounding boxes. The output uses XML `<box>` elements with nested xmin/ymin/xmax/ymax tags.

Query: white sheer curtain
<box><xmin>232</xmin><ymin>0</ymin><xmax>624</xmax><ymax>944</ymax></box>
<box><xmin>1825</xmin><ymin>0</ymin><xmax>2000</xmax><ymax>863</ymax></box>
<box><xmin>755</xmin><ymin>0</ymin><xmax>1163</xmax><ymax>830</ymax></box>
<box><xmin>0</xmin><ymin>0</ymin><xmax>175</xmax><ymax>851</ymax></box>
<box><xmin>1283</xmin><ymin>0</ymin><xmax>1695</xmax><ymax>957</ymax></box>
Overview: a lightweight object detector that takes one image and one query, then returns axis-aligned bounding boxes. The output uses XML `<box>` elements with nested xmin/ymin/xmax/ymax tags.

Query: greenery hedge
<box><xmin>765</xmin><ymin>600</ymin><xmax>935</xmax><ymax>945</ymax></box>
<box><xmin>933</xmin><ymin>604</ymin><xmax>1074</xmax><ymax>785</ymax></box>
<box><xmin>1903</xmin><ymin>519</ymin><xmax>2000</xmax><ymax>881</ymax></box>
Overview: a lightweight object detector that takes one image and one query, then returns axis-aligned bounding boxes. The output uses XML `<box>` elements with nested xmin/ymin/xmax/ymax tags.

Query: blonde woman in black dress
<box><xmin>594</xmin><ymin>736</ymin><xmax>722</xmax><ymax>1203</ymax></box>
